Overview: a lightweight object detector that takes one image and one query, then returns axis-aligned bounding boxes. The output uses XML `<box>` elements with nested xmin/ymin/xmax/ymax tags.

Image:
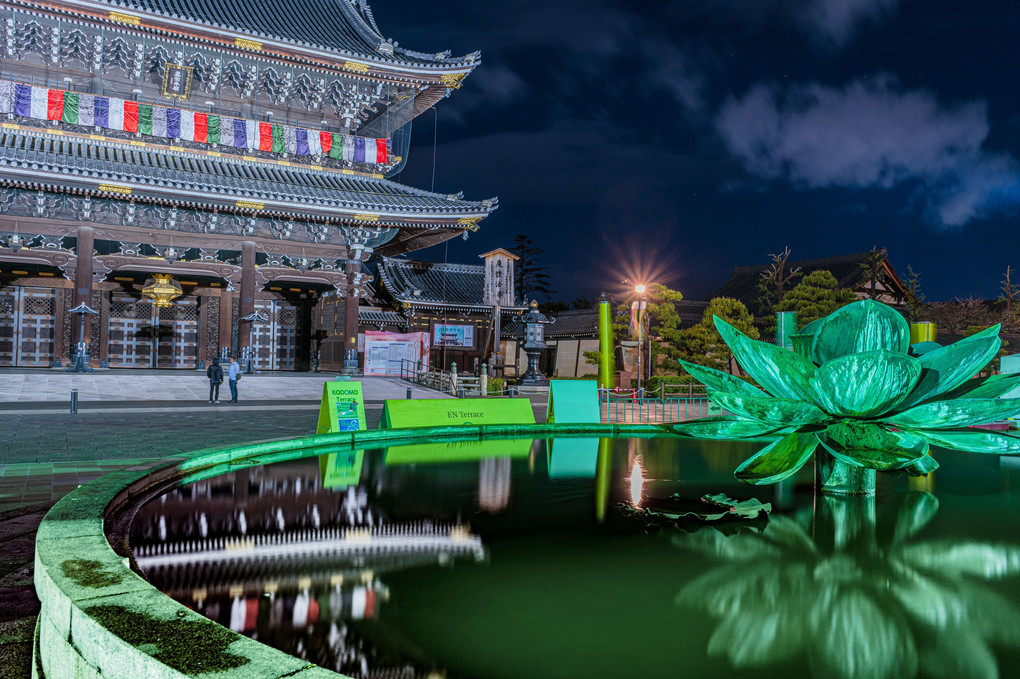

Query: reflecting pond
<box><xmin>128</xmin><ymin>436</ymin><xmax>1020</xmax><ymax>679</ymax></box>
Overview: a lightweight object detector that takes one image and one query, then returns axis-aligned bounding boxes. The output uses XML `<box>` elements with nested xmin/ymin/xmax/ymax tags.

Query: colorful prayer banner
<box><xmin>0</xmin><ymin>81</ymin><xmax>391</xmax><ymax>166</ymax></box>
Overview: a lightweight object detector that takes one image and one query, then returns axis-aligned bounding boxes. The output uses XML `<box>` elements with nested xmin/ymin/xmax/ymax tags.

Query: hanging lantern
<box><xmin>142</xmin><ymin>273</ymin><xmax>183</xmax><ymax>308</ymax></box>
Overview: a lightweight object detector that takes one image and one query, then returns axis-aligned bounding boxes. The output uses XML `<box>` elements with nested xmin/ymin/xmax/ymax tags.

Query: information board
<box><xmin>379</xmin><ymin>398</ymin><xmax>535</xmax><ymax>428</ymax></box>
<box><xmin>316</xmin><ymin>381</ymin><xmax>366</xmax><ymax>433</ymax></box>
<box><xmin>433</xmin><ymin>323</ymin><xmax>474</xmax><ymax>347</ymax></box>
<box><xmin>364</xmin><ymin>331</ymin><xmax>429</xmax><ymax>377</ymax></box>
<box><xmin>546</xmin><ymin>379</ymin><xmax>601</xmax><ymax>424</ymax></box>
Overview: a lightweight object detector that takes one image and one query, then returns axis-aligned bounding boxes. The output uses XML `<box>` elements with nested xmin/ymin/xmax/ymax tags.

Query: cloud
<box><xmin>796</xmin><ymin>0</ymin><xmax>901</xmax><ymax>47</ymax></box>
<box><xmin>715</xmin><ymin>74</ymin><xmax>1020</xmax><ymax>227</ymax></box>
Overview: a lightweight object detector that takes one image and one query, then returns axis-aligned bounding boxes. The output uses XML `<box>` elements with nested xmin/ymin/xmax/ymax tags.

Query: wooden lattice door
<box><xmin>155</xmin><ymin>298</ymin><xmax>199</xmax><ymax>369</ymax></box>
<box><xmin>0</xmin><ymin>286</ymin><xmax>57</xmax><ymax>367</ymax></box>
<box><xmin>252</xmin><ymin>299</ymin><xmax>298</xmax><ymax>371</ymax></box>
<box><xmin>107</xmin><ymin>292</ymin><xmax>155</xmax><ymax>368</ymax></box>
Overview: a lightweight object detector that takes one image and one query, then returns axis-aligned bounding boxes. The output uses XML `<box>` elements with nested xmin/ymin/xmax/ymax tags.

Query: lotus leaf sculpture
<box><xmin>675</xmin><ymin>300</ymin><xmax>1020</xmax><ymax>494</ymax></box>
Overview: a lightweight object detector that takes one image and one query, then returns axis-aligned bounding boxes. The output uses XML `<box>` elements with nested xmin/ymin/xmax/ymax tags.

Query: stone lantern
<box><xmin>518</xmin><ymin>300</ymin><xmax>554</xmax><ymax>386</ymax></box>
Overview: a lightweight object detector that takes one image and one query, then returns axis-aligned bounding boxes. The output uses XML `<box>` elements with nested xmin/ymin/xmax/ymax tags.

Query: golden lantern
<box><xmin>142</xmin><ymin>273</ymin><xmax>183</xmax><ymax>308</ymax></box>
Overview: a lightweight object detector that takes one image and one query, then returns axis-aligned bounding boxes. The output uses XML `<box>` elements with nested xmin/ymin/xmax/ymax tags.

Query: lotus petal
<box><xmin>937</xmin><ymin>372</ymin><xmax>1020</xmax><ymax>401</ymax></box>
<box><xmin>677</xmin><ymin>359</ymin><xmax>767</xmax><ymax>400</ymax></box>
<box><xmin>735</xmin><ymin>432</ymin><xmax>819</xmax><ymax>484</ymax></box>
<box><xmin>820</xmin><ymin>423</ymin><xmax>929</xmax><ymax>471</ymax></box>
<box><xmin>900</xmin><ymin>454</ymin><xmax>939</xmax><ymax>476</ymax></box>
<box><xmin>714</xmin><ymin>317</ymin><xmax>819</xmax><ymax>403</ymax></box>
<box><xmin>918</xmin><ymin>629</ymin><xmax>998</xmax><ymax>679</ymax></box>
<box><xmin>897</xmin><ymin>325</ymin><xmax>1002</xmax><ymax>409</ymax></box>
<box><xmin>810</xmin><ymin>299</ymin><xmax>911</xmax><ymax>366</ymax></box>
<box><xmin>899</xmin><ymin>540</ymin><xmax>1020</xmax><ymax>578</ymax></box>
<box><xmin>670</xmin><ymin>416</ymin><xmax>786</xmax><ymax>439</ymax></box>
<box><xmin>798</xmin><ymin>316</ymin><xmax>826</xmax><ymax>338</ymax></box>
<box><xmin>808</xmin><ymin>588</ymin><xmax>918</xmax><ymax>679</ymax></box>
<box><xmin>711</xmin><ymin>391</ymin><xmax>828</xmax><ymax>426</ymax></box>
<box><xmin>893</xmin><ymin>492</ymin><xmax>939</xmax><ymax>542</ymax></box>
<box><xmin>707</xmin><ymin>608</ymin><xmax>806</xmax><ymax>667</ymax></box>
<box><xmin>811</xmin><ymin>350</ymin><xmax>921</xmax><ymax>418</ymax></box>
<box><xmin>915</xmin><ymin>428</ymin><xmax>1020</xmax><ymax>454</ymax></box>
<box><xmin>886</xmin><ymin>398</ymin><xmax>1020</xmax><ymax>429</ymax></box>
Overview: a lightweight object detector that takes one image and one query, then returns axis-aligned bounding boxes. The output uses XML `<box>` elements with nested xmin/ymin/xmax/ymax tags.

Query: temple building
<box><xmin>0</xmin><ymin>0</ymin><xmax>496</xmax><ymax>371</ymax></box>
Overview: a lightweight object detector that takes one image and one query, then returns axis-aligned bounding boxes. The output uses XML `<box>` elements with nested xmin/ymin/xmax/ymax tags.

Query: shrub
<box><xmin>487</xmin><ymin>377</ymin><xmax>505</xmax><ymax>395</ymax></box>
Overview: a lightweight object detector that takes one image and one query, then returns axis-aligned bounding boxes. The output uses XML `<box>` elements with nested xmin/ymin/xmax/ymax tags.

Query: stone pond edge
<box><xmin>33</xmin><ymin>422</ymin><xmax>671</xmax><ymax>678</ymax></box>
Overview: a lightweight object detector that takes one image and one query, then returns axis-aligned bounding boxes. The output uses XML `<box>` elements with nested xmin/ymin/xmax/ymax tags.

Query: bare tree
<box><xmin>999</xmin><ymin>266</ymin><xmax>1020</xmax><ymax>332</ymax></box>
<box><xmin>757</xmin><ymin>246</ymin><xmax>802</xmax><ymax>314</ymax></box>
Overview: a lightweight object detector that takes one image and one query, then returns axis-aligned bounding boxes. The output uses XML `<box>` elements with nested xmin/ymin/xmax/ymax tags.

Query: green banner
<box><xmin>379</xmin><ymin>398</ymin><xmax>535</xmax><ymax>428</ymax></box>
<box><xmin>385</xmin><ymin>438</ymin><xmax>531</xmax><ymax>464</ymax></box>
<box><xmin>319</xmin><ymin>449</ymin><xmax>365</xmax><ymax>488</ymax></box>
<box><xmin>317</xmin><ymin>381</ymin><xmax>366</xmax><ymax>433</ymax></box>
<box><xmin>547</xmin><ymin>380</ymin><xmax>601</xmax><ymax>424</ymax></box>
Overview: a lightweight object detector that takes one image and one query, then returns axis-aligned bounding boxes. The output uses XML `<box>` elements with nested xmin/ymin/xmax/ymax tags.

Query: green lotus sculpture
<box><xmin>675</xmin><ymin>493</ymin><xmax>1020</xmax><ymax>679</ymax></box>
<box><xmin>675</xmin><ymin>300</ymin><xmax>1020</xmax><ymax>494</ymax></box>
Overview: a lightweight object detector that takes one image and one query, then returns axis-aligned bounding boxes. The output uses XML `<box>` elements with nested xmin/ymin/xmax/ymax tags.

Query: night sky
<box><xmin>375</xmin><ymin>0</ymin><xmax>1020</xmax><ymax>303</ymax></box>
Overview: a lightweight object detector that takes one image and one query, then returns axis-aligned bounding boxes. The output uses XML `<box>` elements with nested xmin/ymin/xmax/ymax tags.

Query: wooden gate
<box><xmin>252</xmin><ymin>299</ymin><xmax>297</xmax><ymax>371</ymax></box>
<box><xmin>107</xmin><ymin>292</ymin><xmax>199</xmax><ymax>369</ymax></box>
<box><xmin>0</xmin><ymin>286</ymin><xmax>57</xmax><ymax>367</ymax></box>
<box><xmin>155</xmin><ymin>298</ymin><xmax>199</xmax><ymax>369</ymax></box>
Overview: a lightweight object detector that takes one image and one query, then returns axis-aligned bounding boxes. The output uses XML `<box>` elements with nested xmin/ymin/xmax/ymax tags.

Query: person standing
<box><xmin>206</xmin><ymin>357</ymin><xmax>224</xmax><ymax>403</ymax></box>
<box><xmin>227</xmin><ymin>355</ymin><xmax>241</xmax><ymax>403</ymax></box>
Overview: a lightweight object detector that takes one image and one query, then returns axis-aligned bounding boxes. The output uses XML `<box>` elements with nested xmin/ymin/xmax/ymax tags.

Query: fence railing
<box><xmin>399</xmin><ymin>359</ymin><xmax>484</xmax><ymax>397</ymax></box>
<box><xmin>599</xmin><ymin>386</ymin><xmax>711</xmax><ymax>424</ymax></box>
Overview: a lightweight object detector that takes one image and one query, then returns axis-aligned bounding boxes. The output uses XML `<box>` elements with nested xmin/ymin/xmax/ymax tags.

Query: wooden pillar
<box><xmin>218</xmin><ymin>288</ymin><xmax>233</xmax><ymax>357</ymax></box>
<box><xmin>343</xmin><ymin>260</ymin><xmax>360</xmax><ymax>369</ymax></box>
<box><xmin>72</xmin><ymin>226</ymin><xmax>94</xmax><ymax>345</ymax></box>
<box><xmin>238</xmin><ymin>241</ymin><xmax>256</xmax><ymax>359</ymax></box>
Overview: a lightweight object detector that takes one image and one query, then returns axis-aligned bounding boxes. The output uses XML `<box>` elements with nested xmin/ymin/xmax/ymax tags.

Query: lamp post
<box><xmin>241</xmin><ymin>310</ymin><xmax>267</xmax><ymax>374</ymax></box>
<box><xmin>634</xmin><ymin>284</ymin><xmax>646</xmax><ymax>396</ymax></box>
<box><xmin>67</xmin><ymin>303</ymin><xmax>99</xmax><ymax>373</ymax></box>
<box><xmin>517</xmin><ymin>300</ymin><xmax>554</xmax><ymax>386</ymax></box>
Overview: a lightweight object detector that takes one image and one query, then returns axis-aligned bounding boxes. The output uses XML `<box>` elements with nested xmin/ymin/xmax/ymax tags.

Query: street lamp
<box><xmin>633</xmin><ymin>284</ymin><xmax>647</xmax><ymax>395</ymax></box>
<box><xmin>241</xmin><ymin>309</ymin><xmax>268</xmax><ymax>374</ymax></box>
<box><xmin>67</xmin><ymin>303</ymin><xmax>99</xmax><ymax>373</ymax></box>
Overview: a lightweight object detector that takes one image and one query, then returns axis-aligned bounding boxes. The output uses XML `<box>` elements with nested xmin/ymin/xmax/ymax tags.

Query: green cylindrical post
<box><xmin>776</xmin><ymin>311</ymin><xmax>797</xmax><ymax>350</ymax></box>
<box><xmin>598</xmin><ymin>300</ymin><xmax>614</xmax><ymax>389</ymax></box>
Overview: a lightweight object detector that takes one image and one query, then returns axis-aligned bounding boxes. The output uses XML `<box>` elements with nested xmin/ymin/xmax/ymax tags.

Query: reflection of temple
<box><xmin>0</xmin><ymin>0</ymin><xmax>496</xmax><ymax>371</ymax></box>
<box><xmin>130</xmin><ymin>463</ymin><xmax>484</xmax><ymax>678</ymax></box>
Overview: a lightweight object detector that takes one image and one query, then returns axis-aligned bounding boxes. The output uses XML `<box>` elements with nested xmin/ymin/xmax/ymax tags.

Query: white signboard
<box><xmin>363</xmin><ymin>331</ymin><xmax>429</xmax><ymax>376</ymax></box>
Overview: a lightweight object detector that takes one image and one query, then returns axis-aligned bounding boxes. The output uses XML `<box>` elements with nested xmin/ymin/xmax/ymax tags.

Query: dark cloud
<box><xmin>715</xmin><ymin>74</ymin><xmax>1020</xmax><ymax>227</ymax></box>
<box><xmin>796</xmin><ymin>0</ymin><xmax>901</xmax><ymax>47</ymax></box>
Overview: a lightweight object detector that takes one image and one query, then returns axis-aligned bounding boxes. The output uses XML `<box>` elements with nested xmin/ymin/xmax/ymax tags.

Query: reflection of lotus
<box><xmin>675</xmin><ymin>300</ymin><xmax>1020</xmax><ymax>486</ymax></box>
<box><xmin>675</xmin><ymin>494</ymin><xmax>1020</xmax><ymax>679</ymax></box>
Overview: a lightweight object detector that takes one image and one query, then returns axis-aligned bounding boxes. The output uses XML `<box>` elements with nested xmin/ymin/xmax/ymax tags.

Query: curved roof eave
<box><xmin>22</xmin><ymin>0</ymin><xmax>481</xmax><ymax>77</ymax></box>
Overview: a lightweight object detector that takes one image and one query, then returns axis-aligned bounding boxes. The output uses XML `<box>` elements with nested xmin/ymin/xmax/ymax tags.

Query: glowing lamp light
<box><xmin>634</xmin><ymin>284</ymin><xmax>646</xmax><ymax>294</ymax></box>
<box><xmin>142</xmin><ymin>273</ymin><xmax>183</xmax><ymax>308</ymax></box>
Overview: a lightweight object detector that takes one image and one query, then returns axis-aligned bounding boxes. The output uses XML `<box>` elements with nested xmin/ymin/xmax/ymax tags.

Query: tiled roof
<box><xmin>712</xmin><ymin>250</ymin><xmax>903</xmax><ymax>316</ymax></box>
<box><xmin>0</xmin><ymin>128</ymin><xmax>495</xmax><ymax>222</ymax></box>
<box><xmin>359</xmin><ymin>308</ymin><xmax>406</xmax><ymax>326</ymax></box>
<box><xmin>378</xmin><ymin>257</ymin><xmax>485</xmax><ymax>306</ymax></box>
<box><xmin>75</xmin><ymin>0</ymin><xmax>477</xmax><ymax>69</ymax></box>
<box><xmin>546</xmin><ymin>309</ymin><xmax>598</xmax><ymax>338</ymax></box>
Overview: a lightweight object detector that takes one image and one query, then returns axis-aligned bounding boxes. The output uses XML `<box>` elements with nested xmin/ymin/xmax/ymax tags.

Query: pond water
<box><xmin>127</xmin><ymin>436</ymin><xmax>1020</xmax><ymax>679</ymax></box>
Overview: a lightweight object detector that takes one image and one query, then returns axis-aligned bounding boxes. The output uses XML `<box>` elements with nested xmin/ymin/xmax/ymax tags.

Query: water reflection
<box><xmin>674</xmin><ymin>493</ymin><xmax>1020</xmax><ymax>679</ymax></box>
<box><xmin>131</xmin><ymin>460</ymin><xmax>485</xmax><ymax>678</ymax></box>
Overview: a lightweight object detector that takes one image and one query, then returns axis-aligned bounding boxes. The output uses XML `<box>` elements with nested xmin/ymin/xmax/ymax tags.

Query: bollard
<box><xmin>457</xmin><ymin>387</ymin><xmax>466</xmax><ymax>399</ymax></box>
<box><xmin>70</xmin><ymin>389</ymin><xmax>78</xmax><ymax>414</ymax></box>
<box><xmin>480</xmin><ymin>362</ymin><xmax>488</xmax><ymax>397</ymax></box>
<box><xmin>406</xmin><ymin>387</ymin><xmax>412</xmax><ymax>400</ymax></box>
<box><xmin>509</xmin><ymin>387</ymin><xmax>516</xmax><ymax>399</ymax></box>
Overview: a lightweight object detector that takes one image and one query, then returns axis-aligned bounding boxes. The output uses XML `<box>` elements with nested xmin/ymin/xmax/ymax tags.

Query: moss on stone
<box><xmin>85</xmin><ymin>604</ymin><xmax>250</xmax><ymax>674</ymax></box>
<box><xmin>59</xmin><ymin>559</ymin><xmax>122</xmax><ymax>588</ymax></box>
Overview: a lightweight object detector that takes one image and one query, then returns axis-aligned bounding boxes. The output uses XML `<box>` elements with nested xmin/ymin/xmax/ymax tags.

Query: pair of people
<box><xmin>206</xmin><ymin>356</ymin><xmax>242</xmax><ymax>403</ymax></box>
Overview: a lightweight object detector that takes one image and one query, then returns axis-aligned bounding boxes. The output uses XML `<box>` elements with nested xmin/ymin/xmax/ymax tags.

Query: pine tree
<box><xmin>904</xmin><ymin>265</ymin><xmax>926</xmax><ymax>322</ymax></box>
<box><xmin>776</xmin><ymin>270</ymin><xmax>855</xmax><ymax>327</ymax></box>
<box><xmin>678</xmin><ymin>297</ymin><xmax>758</xmax><ymax>374</ymax></box>
<box><xmin>511</xmin><ymin>234</ymin><xmax>557</xmax><ymax>301</ymax></box>
<box><xmin>757</xmin><ymin>246</ymin><xmax>802</xmax><ymax>316</ymax></box>
<box><xmin>859</xmin><ymin>246</ymin><xmax>887</xmax><ymax>300</ymax></box>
